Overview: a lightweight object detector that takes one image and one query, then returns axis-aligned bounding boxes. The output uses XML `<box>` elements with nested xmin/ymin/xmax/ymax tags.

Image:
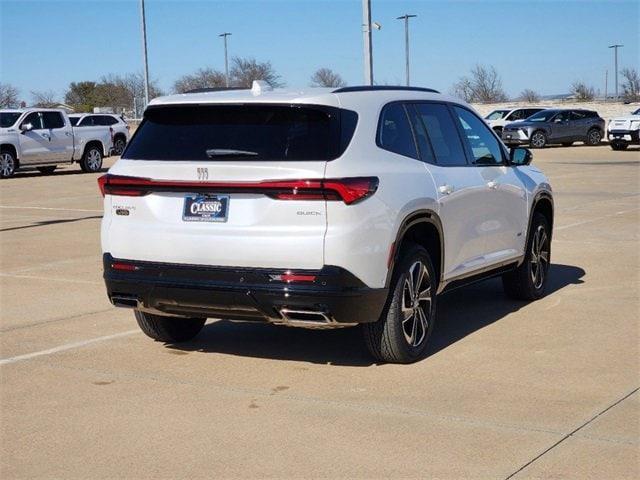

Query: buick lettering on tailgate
<box><xmin>182</xmin><ymin>195</ymin><xmax>229</xmax><ymax>222</ymax></box>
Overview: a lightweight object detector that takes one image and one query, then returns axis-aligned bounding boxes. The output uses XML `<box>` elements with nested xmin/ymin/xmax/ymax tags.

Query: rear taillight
<box><xmin>97</xmin><ymin>175</ymin><xmax>378</xmax><ymax>205</ymax></box>
<box><xmin>109</xmin><ymin>127</ymin><xmax>114</xmax><ymax>141</ymax></box>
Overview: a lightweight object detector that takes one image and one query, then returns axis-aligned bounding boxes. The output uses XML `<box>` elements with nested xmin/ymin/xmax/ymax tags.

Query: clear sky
<box><xmin>1</xmin><ymin>0</ymin><xmax>638</xmax><ymax>102</ymax></box>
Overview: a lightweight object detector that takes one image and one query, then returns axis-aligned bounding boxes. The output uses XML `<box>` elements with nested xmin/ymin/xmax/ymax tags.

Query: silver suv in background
<box><xmin>484</xmin><ymin>107</ymin><xmax>546</xmax><ymax>135</ymax></box>
<box><xmin>502</xmin><ymin>109</ymin><xmax>605</xmax><ymax>148</ymax></box>
<box><xmin>69</xmin><ymin>114</ymin><xmax>130</xmax><ymax>155</ymax></box>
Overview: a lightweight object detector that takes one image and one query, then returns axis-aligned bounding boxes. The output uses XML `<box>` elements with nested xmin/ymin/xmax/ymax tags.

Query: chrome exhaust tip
<box><xmin>275</xmin><ymin>308</ymin><xmax>356</xmax><ymax>329</ymax></box>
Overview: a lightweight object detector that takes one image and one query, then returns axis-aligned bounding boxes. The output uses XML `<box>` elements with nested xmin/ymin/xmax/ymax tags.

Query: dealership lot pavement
<box><xmin>1</xmin><ymin>146</ymin><xmax>638</xmax><ymax>479</ymax></box>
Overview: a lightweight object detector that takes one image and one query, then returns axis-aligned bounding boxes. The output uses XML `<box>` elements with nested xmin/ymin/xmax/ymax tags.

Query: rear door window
<box><xmin>413</xmin><ymin>103</ymin><xmax>467</xmax><ymax>166</ymax></box>
<box><xmin>377</xmin><ymin>103</ymin><xmax>418</xmax><ymax>159</ymax></box>
<box><xmin>123</xmin><ymin>105</ymin><xmax>356</xmax><ymax>161</ymax></box>
<box><xmin>42</xmin><ymin>112</ymin><xmax>65</xmax><ymax>129</ymax></box>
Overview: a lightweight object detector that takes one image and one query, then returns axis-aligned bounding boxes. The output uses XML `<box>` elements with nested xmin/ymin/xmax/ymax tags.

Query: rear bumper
<box><xmin>103</xmin><ymin>254</ymin><xmax>387</xmax><ymax>326</ymax></box>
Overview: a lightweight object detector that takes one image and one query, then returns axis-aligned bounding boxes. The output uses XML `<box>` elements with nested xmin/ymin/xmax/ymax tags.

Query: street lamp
<box><xmin>139</xmin><ymin>0</ymin><xmax>150</xmax><ymax>108</ymax></box>
<box><xmin>397</xmin><ymin>14</ymin><xmax>417</xmax><ymax>86</ymax></box>
<box><xmin>608</xmin><ymin>44</ymin><xmax>623</xmax><ymax>99</ymax></box>
<box><xmin>219</xmin><ymin>33</ymin><xmax>232</xmax><ymax>87</ymax></box>
<box><xmin>362</xmin><ymin>0</ymin><xmax>374</xmax><ymax>85</ymax></box>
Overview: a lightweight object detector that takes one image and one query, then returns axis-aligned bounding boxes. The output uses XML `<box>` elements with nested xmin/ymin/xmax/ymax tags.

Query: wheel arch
<box><xmin>528</xmin><ymin>191</ymin><xmax>554</xmax><ymax>243</ymax></box>
<box><xmin>82</xmin><ymin>140</ymin><xmax>105</xmax><ymax>158</ymax></box>
<box><xmin>386</xmin><ymin>210</ymin><xmax>444</xmax><ymax>290</ymax></box>
<box><xmin>0</xmin><ymin>143</ymin><xmax>19</xmax><ymax>169</ymax></box>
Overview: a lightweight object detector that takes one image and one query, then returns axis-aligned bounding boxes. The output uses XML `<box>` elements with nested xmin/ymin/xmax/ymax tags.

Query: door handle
<box><xmin>438</xmin><ymin>184</ymin><xmax>454</xmax><ymax>195</ymax></box>
<box><xmin>487</xmin><ymin>181</ymin><xmax>498</xmax><ymax>190</ymax></box>
<box><xmin>65</xmin><ymin>132</ymin><xmax>72</xmax><ymax>137</ymax></box>
<box><xmin>41</xmin><ymin>133</ymin><xmax>51</xmax><ymax>141</ymax></box>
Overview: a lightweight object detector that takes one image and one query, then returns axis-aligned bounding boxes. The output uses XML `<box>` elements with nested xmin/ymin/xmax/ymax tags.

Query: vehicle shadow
<box><xmin>10</xmin><ymin>167</ymin><xmax>108</xmax><ymax>179</ymax></box>
<box><xmin>166</xmin><ymin>263</ymin><xmax>585</xmax><ymax>366</ymax></box>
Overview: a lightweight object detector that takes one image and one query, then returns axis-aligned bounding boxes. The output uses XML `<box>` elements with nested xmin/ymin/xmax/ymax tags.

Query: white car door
<box><xmin>451</xmin><ymin>105</ymin><xmax>528</xmax><ymax>265</ymax></box>
<box><xmin>18</xmin><ymin>112</ymin><xmax>49</xmax><ymax>164</ymax></box>
<box><xmin>409</xmin><ymin>102</ymin><xmax>491</xmax><ymax>280</ymax></box>
<box><xmin>42</xmin><ymin>111</ymin><xmax>73</xmax><ymax>162</ymax></box>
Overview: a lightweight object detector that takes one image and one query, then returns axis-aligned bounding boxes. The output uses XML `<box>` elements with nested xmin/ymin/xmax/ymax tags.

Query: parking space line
<box><xmin>0</xmin><ymin>205</ymin><xmax>102</xmax><ymax>213</ymax></box>
<box><xmin>0</xmin><ymin>330</ymin><xmax>139</xmax><ymax>366</ymax></box>
<box><xmin>555</xmin><ymin>207</ymin><xmax>639</xmax><ymax>231</ymax></box>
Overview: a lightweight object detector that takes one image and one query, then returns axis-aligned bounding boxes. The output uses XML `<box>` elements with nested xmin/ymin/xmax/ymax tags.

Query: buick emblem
<box><xmin>197</xmin><ymin>167</ymin><xmax>209</xmax><ymax>181</ymax></box>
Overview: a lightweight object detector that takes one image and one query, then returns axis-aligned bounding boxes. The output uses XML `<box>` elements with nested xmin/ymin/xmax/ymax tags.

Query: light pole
<box><xmin>397</xmin><ymin>14</ymin><xmax>417</xmax><ymax>86</ymax></box>
<box><xmin>139</xmin><ymin>0</ymin><xmax>150</xmax><ymax>108</ymax></box>
<box><xmin>219</xmin><ymin>32</ymin><xmax>232</xmax><ymax>87</ymax></box>
<box><xmin>362</xmin><ymin>0</ymin><xmax>373</xmax><ymax>85</ymax></box>
<box><xmin>608</xmin><ymin>44</ymin><xmax>623</xmax><ymax>99</ymax></box>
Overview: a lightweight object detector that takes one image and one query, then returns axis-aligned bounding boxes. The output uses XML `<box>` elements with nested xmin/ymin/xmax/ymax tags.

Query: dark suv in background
<box><xmin>502</xmin><ymin>109</ymin><xmax>605</xmax><ymax>148</ymax></box>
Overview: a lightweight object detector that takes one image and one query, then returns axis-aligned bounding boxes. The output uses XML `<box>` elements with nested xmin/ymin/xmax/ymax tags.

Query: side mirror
<box><xmin>20</xmin><ymin>123</ymin><xmax>33</xmax><ymax>133</ymax></box>
<box><xmin>510</xmin><ymin>147</ymin><xmax>532</xmax><ymax>166</ymax></box>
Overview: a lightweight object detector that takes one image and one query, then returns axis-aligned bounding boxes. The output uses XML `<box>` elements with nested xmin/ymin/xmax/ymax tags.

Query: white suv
<box><xmin>99</xmin><ymin>83</ymin><xmax>554</xmax><ymax>363</ymax></box>
<box><xmin>484</xmin><ymin>107</ymin><xmax>546</xmax><ymax>134</ymax></box>
<box><xmin>69</xmin><ymin>113</ymin><xmax>130</xmax><ymax>155</ymax></box>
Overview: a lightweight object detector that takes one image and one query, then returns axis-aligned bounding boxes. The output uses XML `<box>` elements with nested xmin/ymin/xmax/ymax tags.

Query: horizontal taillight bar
<box><xmin>98</xmin><ymin>175</ymin><xmax>378</xmax><ymax>205</ymax></box>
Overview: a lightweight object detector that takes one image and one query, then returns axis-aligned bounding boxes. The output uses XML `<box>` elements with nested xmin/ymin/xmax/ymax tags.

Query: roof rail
<box><xmin>332</xmin><ymin>86</ymin><xmax>440</xmax><ymax>94</ymax></box>
<box><xmin>184</xmin><ymin>87</ymin><xmax>247</xmax><ymax>94</ymax></box>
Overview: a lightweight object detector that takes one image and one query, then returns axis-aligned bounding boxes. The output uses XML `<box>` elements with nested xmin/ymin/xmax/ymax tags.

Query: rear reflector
<box><xmin>111</xmin><ymin>262</ymin><xmax>139</xmax><ymax>272</ymax></box>
<box><xmin>98</xmin><ymin>175</ymin><xmax>378</xmax><ymax>205</ymax></box>
<box><xmin>269</xmin><ymin>273</ymin><xmax>317</xmax><ymax>283</ymax></box>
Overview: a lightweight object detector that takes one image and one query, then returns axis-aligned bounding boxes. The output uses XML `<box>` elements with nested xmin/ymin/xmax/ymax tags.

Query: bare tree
<box><xmin>30</xmin><ymin>90</ymin><xmax>59</xmax><ymax>108</ymax></box>
<box><xmin>231</xmin><ymin>57</ymin><xmax>284</xmax><ymax>88</ymax></box>
<box><xmin>620</xmin><ymin>67</ymin><xmax>640</xmax><ymax>102</ymax></box>
<box><xmin>570</xmin><ymin>81</ymin><xmax>595</xmax><ymax>101</ymax></box>
<box><xmin>310</xmin><ymin>68</ymin><xmax>346</xmax><ymax>88</ymax></box>
<box><xmin>173</xmin><ymin>68</ymin><xmax>226</xmax><ymax>93</ymax></box>
<box><xmin>0</xmin><ymin>83</ymin><xmax>20</xmax><ymax>108</ymax></box>
<box><xmin>452</xmin><ymin>65</ymin><xmax>508</xmax><ymax>103</ymax></box>
<box><xmin>520</xmin><ymin>89</ymin><xmax>541</xmax><ymax>103</ymax></box>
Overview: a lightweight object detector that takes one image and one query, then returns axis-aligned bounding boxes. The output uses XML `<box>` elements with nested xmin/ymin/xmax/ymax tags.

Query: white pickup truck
<box><xmin>0</xmin><ymin>108</ymin><xmax>114</xmax><ymax>178</ymax></box>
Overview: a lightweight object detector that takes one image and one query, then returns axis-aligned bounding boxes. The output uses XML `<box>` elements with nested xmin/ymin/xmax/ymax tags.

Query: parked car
<box><xmin>0</xmin><ymin>108</ymin><xmax>113</xmax><ymax>178</ymax></box>
<box><xmin>69</xmin><ymin>113</ymin><xmax>130</xmax><ymax>155</ymax></box>
<box><xmin>484</xmin><ymin>107</ymin><xmax>547</xmax><ymax>134</ymax></box>
<box><xmin>607</xmin><ymin>107</ymin><xmax>640</xmax><ymax>150</ymax></box>
<box><xmin>502</xmin><ymin>109</ymin><xmax>605</xmax><ymax>148</ymax></box>
<box><xmin>99</xmin><ymin>83</ymin><xmax>553</xmax><ymax>364</ymax></box>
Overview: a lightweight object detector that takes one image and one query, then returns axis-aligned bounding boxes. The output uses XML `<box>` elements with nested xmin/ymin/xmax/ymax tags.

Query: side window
<box><xmin>78</xmin><ymin>116</ymin><xmax>94</xmax><ymax>127</ymax></box>
<box><xmin>42</xmin><ymin>112</ymin><xmax>65</xmax><ymax>129</ymax></box>
<box><xmin>570</xmin><ymin>111</ymin><xmax>587</xmax><ymax>121</ymax></box>
<box><xmin>22</xmin><ymin>112</ymin><xmax>44</xmax><ymax>130</ymax></box>
<box><xmin>378</xmin><ymin>103</ymin><xmax>418</xmax><ymax>159</ymax></box>
<box><xmin>452</xmin><ymin>106</ymin><xmax>504</xmax><ymax>166</ymax></box>
<box><xmin>555</xmin><ymin>111</ymin><xmax>571</xmax><ymax>122</ymax></box>
<box><xmin>104</xmin><ymin>116</ymin><xmax>118</xmax><ymax>125</ymax></box>
<box><xmin>414</xmin><ymin>103</ymin><xmax>467</xmax><ymax>166</ymax></box>
<box><xmin>508</xmin><ymin>110</ymin><xmax>523</xmax><ymax>121</ymax></box>
<box><xmin>405</xmin><ymin>105</ymin><xmax>435</xmax><ymax>164</ymax></box>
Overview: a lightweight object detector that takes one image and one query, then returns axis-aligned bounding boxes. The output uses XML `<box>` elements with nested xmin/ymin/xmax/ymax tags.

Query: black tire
<box><xmin>610</xmin><ymin>142</ymin><xmax>628</xmax><ymax>151</ymax></box>
<box><xmin>561</xmin><ymin>142</ymin><xmax>574</xmax><ymax>147</ymax></box>
<box><xmin>0</xmin><ymin>149</ymin><xmax>17</xmax><ymax>178</ymax></box>
<box><xmin>80</xmin><ymin>145</ymin><xmax>103</xmax><ymax>173</ymax></box>
<box><xmin>585</xmin><ymin>128</ymin><xmax>602</xmax><ymax>146</ymax></box>
<box><xmin>134</xmin><ymin>310</ymin><xmax>205</xmax><ymax>343</ymax></box>
<box><xmin>502</xmin><ymin>213</ymin><xmax>551</xmax><ymax>300</ymax></box>
<box><xmin>37</xmin><ymin>166</ymin><xmax>57</xmax><ymax>174</ymax></box>
<box><xmin>530</xmin><ymin>130</ymin><xmax>547</xmax><ymax>149</ymax></box>
<box><xmin>363</xmin><ymin>244</ymin><xmax>437</xmax><ymax>364</ymax></box>
<box><xmin>113</xmin><ymin>136</ymin><xmax>126</xmax><ymax>156</ymax></box>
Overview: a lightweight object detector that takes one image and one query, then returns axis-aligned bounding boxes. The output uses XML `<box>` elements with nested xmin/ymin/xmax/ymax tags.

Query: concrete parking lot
<box><xmin>1</xmin><ymin>146</ymin><xmax>638</xmax><ymax>479</ymax></box>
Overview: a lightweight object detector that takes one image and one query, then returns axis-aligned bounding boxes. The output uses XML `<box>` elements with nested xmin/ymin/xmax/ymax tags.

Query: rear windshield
<box><xmin>123</xmin><ymin>104</ymin><xmax>358</xmax><ymax>161</ymax></box>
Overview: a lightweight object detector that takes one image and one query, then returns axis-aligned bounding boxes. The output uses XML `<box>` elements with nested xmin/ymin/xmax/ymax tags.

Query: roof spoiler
<box><xmin>332</xmin><ymin>86</ymin><xmax>440</xmax><ymax>94</ymax></box>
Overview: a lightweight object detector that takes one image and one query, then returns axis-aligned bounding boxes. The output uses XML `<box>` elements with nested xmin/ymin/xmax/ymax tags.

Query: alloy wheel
<box><xmin>0</xmin><ymin>153</ymin><xmax>15</xmax><ymax>177</ymax></box>
<box><xmin>114</xmin><ymin>139</ymin><xmax>125</xmax><ymax>155</ymax></box>
<box><xmin>86</xmin><ymin>149</ymin><xmax>102</xmax><ymax>171</ymax></box>
<box><xmin>401</xmin><ymin>261</ymin><xmax>432</xmax><ymax>347</ymax></box>
<box><xmin>530</xmin><ymin>225</ymin><xmax>550</xmax><ymax>289</ymax></box>
<box><xmin>588</xmin><ymin>130</ymin><xmax>601</xmax><ymax>145</ymax></box>
<box><xmin>531</xmin><ymin>132</ymin><xmax>546</xmax><ymax>148</ymax></box>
